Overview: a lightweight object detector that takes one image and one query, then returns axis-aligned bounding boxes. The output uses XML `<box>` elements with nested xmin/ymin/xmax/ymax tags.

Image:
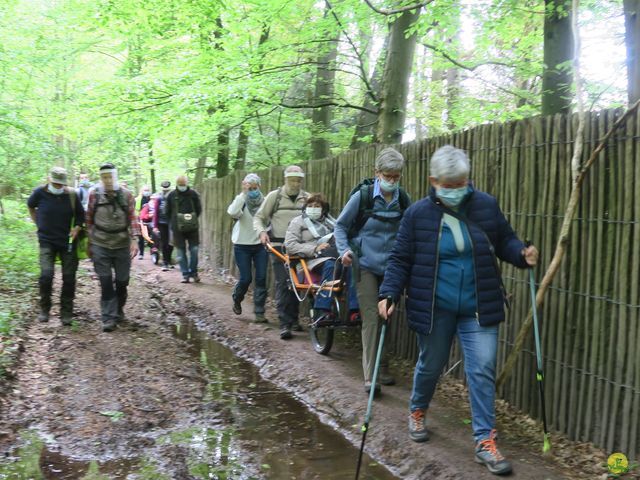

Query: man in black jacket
<box><xmin>165</xmin><ymin>175</ymin><xmax>202</xmax><ymax>283</ymax></box>
<box><xmin>27</xmin><ymin>166</ymin><xmax>84</xmax><ymax>325</ymax></box>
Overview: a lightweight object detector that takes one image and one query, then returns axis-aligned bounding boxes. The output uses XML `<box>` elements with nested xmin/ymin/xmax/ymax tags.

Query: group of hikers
<box><xmin>28</xmin><ymin>145</ymin><xmax>538</xmax><ymax>476</ymax></box>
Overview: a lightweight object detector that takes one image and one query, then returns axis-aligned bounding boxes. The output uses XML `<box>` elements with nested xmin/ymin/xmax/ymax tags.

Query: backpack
<box><xmin>347</xmin><ymin>178</ymin><xmax>411</xmax><ymax>238</ymax></box>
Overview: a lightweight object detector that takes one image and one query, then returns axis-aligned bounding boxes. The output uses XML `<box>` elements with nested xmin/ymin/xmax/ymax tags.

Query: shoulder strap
<box><xmin>66</xmin><ymin>187</ymin><xmax>77</xmax><ymax>229</ymax></box>
<box><xmin>272</xmin><ymin>186</ymin><xmax>283</xmax><ymax>215</ymax></box>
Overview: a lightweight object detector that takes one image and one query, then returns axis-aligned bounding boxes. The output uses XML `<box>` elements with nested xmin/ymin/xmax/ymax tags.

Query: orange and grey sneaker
<box><xmin>408</xmin><ymin>408</ymin><xmax>429</xmax><ymax>442</ymax></box>
<box><xmin>474</xmin><ymin>429</ymin><xmax>512</xmax><ymax>475</ymax></box>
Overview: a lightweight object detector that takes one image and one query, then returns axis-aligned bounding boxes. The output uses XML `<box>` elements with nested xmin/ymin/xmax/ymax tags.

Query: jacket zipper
<box><xmin>429</xmin><ymin>218</ymin><xmax>444</xmax><ymax>335</ymax></box>
<box><xmin>467</xmin><ymin>223</ymin><xmax>481</xmax><ymax>326</ymax></box>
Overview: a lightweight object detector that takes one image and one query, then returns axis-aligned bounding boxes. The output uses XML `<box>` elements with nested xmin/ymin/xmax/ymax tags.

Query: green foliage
<box><xmin>0</xmin><ymin>199</ymin><xmax>39</xmax><ymax>377</ymax></box>
<box><xmin>0</xmin><ymin>0</ymin><xmax>628</xmax><ymax>194</ymax></box>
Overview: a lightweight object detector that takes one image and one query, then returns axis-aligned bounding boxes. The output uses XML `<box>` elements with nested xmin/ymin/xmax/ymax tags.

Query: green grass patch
<box><xmin>0</xmin><ymin>198</ymin><xmax>39</xmax><ymax>377</ymax></box>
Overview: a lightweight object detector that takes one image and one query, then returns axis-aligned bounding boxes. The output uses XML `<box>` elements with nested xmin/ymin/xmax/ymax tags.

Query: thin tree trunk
<box><xmin>376</xmin><ymin>8</ymin><xmax>421</xmax><ymax>144</ymax></box>
<box><xmin>311</xmin><ymin>6</ymin><xmax>339</xmax><ymax>160</ymax></box>
<box><xmin>541</xmin><ymin>0</ymin><xmax>574</xmax><ymax>115</ymax></box>
<box><xmin>234</xmin><ymin>126</ymin><xmax>249</xmax><ymax>171</ymax></box>
<box><xmin>351</xmin><ymin>36</ymin><xmax>388</xmax><ymax>149</ymax></box>
<box><xmin>624</xmin><ymin>0</ymin><xmax>640</xmax><ymax>104</ymax></box>
<box><xmin>216</xmin><ymin>128</ymin><xmax>230</xmax><ymax>178</ymax></box>
<box><xmin>193</xmin><ymin>145</ymin><xmax>208</xmax><ymax>189</ymax></box>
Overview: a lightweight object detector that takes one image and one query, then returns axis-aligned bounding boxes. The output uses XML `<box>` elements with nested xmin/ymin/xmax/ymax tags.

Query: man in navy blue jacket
<box><xmin>28</xmin><ymin>167</ymin><xmax>84</xmax><ymax>325</ymax></box>
<box><xmin>378</xmin><ymin>146</ymin><xmax>538</xmax><ymax>476</ymax></box>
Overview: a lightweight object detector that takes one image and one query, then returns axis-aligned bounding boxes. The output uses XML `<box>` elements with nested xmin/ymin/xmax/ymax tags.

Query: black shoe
<box><xmin>102</xmin><ymin>322</ymin><xmax>117</xmax><ymax>332</ymax></box>
<box><xmin>162</xmin><ymin>264</ymin><xmax>170</xmax><ymax>271</ymax></box>
<box><xmin>181</xmin><ymin>277</ymin><xmax>190</xmax><ymax>283</ymax></box>
<box><xmin>364</xmin><ymin>381</ymin><xmax>381</xmax><ymax>395</ymax></box>
<box><xmin>61</xmin><ymin>312</ymin><xmax>73</xmax><ymax>326</ymax></box>
<box><xmin>117</xmin><ymin>309</ymin><xmax>126</xmax><ymax>324</ymax></box>
<box><xmin>232</xmin><ymin>299</ymin><xmax>242</xmax><ymax>315</ymax></box>
<box><xmin>254</xmin><ymin>314</ymin><xmax>268</xmax><ymax>323</ymax></box>
<box><xmin>378</xmin><ymin>367</ymin><xmax>396</xmax><ymax>386</ymax></box>
<box><xmin>280</xmin><ymin>327</ymin><xmax>292</xmax><ymax>340</ymax></box>
<box><xmin>38</xmin><ymin>311</ymin><xmax>50</xmax><ymax>323</ymax></box>
<box><xmin>192</xmin><ymin>274</ymin><xmax>201</xmax><ymax>283</ymax></box>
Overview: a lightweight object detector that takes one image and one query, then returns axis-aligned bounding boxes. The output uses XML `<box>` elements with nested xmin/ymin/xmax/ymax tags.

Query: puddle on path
<box><xmin>0</xmin><ymin>320</ymin><xmax>397</xmax><ymax>479</ymax></box>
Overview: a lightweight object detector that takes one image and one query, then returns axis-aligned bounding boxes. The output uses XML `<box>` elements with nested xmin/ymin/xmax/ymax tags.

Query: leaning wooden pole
<box><xmin>496</xmin><ymin>99</ymin><xmax>640</xmax><ymax>389</ymax></box>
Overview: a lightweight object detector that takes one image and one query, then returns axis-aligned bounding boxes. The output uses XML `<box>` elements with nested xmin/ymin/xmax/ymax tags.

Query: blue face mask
<box><xmin>379</xmin><ymin>178</ymin><xmax>399</xmax><ymax>193</ymax></box>
<box><xmin>247</xmin><ymin>189</ymin><xmax>261</xmax><ymax>200</ymax></box>
<box><xmin>437</xmin><ymin>185</ymin><xmax>469</xmax><ymax>207</ymax></box>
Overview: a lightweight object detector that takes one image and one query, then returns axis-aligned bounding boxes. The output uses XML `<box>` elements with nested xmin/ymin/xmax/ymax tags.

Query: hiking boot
<box><xmin>137</xmin><ymin>254</ymin><xmax>143</xmax><ymax>260</ymax></box>
<box><xmin>408</xmin><ymin>409</ymin><xmax>429</xmax><ymax>442</ymax></box>
<box><xmin>280</xmin><ymin>327</ymin><xmax>292</xmax><ymax>340</ymax></box>
<box><xmin>181</xmin><ymin>277</ymin><xmax>190</xmax><ymax>284</ymax></box>
<box><xmin>378</xmin><ymin>366</ymin><xmax>396</xmax><ymax>386</ymax></box>
<box><xmin>102</xmin><ymin>321</ymin><xmax>117</xmax><ymax>332</ymax></box>
<box><xmin>162</xmin><ymin>264</ymin><xmax>170</xmax><ymax>271</ymax></box>
<box><xmin>37</xmin><ymin>310</ymin><xmax>50</xmax><ymax>323</ymax></box>
<box><xmin>474</xmin><ymin>430</ymin><xmax>512</xmax><ymax>475</ymax></box>
<box><xmin>364</xmin><ymin>381</ymin><xmax>381</xmax><ymax>396</ymax></box>
<box><xmin>117</xmin><ymin>309</ymin><xmax>126</xmax><ymax>324</ymax></box>
<box><xmin>60</xmin><ymin>312</ymin><xmax>73</xmax><ymax>326</ymax></box>
<box><xmin>232</xmin><ymin>299</ymin><xmax>242</xmax><ymax>315</ymax></box>
<box><xmin>254</xmin><ymin>314</ymin><xmax>268</xmax><ymax>323</ymax></box>
<box><xmin>192</xmin><ymin>274</ymin><xmax>201</xmax><ymax>283</ymax></box>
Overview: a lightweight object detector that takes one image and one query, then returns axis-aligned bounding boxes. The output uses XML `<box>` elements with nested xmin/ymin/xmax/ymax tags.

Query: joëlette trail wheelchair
<box><xmin>266</xmin><ymin>243</ymin><xmax>360</xmax><ymax>355</ymax></box>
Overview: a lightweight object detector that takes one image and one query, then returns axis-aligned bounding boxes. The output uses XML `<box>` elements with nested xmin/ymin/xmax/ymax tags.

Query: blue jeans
<box><xmin>233</xmin><ymin>244</ymin><xmax>268</xmax><ymax>314</ymax></box>
<box><xmin>174</xmin><ymin>230</ymin><xmax>199</xmax><ymax>278</ymax></box>
<box><xmin>410</xmin><ymin>309</ymin><xmax>498</xmax><ymax>442</ymax></box>
<box><xmin>314</xmin><ymin>260</ymin><xmax>359</xmax><ymax>312</ymax></box>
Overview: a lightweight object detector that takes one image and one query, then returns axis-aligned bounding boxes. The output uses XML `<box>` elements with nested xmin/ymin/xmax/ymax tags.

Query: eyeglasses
<box><xmin>380</xmin><ymin>172</ymin><xmax>401</xmax><ymax>182</ymax></box>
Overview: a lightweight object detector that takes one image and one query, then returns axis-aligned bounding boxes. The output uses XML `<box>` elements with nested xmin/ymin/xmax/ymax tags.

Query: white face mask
<box><xmin>306</xmin><ymin>207</ymin><xmax>322</xmax><ymax>221</ymax></box>
<box><xmin>177</xmin><ymin>185</ymin><xmax>188</xmax><ymax>192</ymax></box>
<box><xmin>48</xmin><ymin>184</ymin><xmax>65</xmax><ymax>195</ymax></box>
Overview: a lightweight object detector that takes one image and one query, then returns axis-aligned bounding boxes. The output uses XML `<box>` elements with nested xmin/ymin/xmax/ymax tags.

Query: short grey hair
<box><xmin>243</xmin><ymin>173</ymin><xmax>261</xmax><ymax>185</ymax></box>
<box><xmin>375</xmin><ymin>147</ymin><xmax>405</xmax><ymax>172</ymax></box>
<box><xmin>429</xmin><ymin>145</ymin><xmax>470</xmax><ymax>181</ymax></box>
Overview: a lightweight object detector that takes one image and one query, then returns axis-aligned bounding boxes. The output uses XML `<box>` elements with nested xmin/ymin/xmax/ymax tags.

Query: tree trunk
<box><xmin>541</xmin><ymin>0</ymin><xmax>574</xmax><ymax>115</ymax></box>
<box><xmin>311</xmin><ymin>6</ymin><xmax>339</xmax><ymax>160</ymax></box>
<box><xmin>376</xmin><ymin>8</ymin><xmax>421</xmax><ymax>144</ymax></box>
<box><xmin>235</xmin><ymin>126</ymin><xmax>249</xmax><ymax>171</ymax></box>
<box><xmin>351</xmin><ymin>35</ymin><xmax>388</xmax><ymax>149</ymax></box>
<box><xmin>624</xmin><ymin>0</ymin><xmax>640</xmax><ymax>104</ymax></box>
<box><xmin>216</xmin><ymin>128</ymin><xmax>230</xmax><ymax>178</ymax></box>
<box><xmin>446</xmin><ymin>66</ymin><xmax>459</xmax><ymax>131</ymax></box>
<box><xmin>193</xmin><ymin>145</ymin><xmax>208</xmax><ymax>189</ymax></box>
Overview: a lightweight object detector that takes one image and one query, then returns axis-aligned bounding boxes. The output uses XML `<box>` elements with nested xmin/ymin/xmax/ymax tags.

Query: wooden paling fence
<box><xmin>200</xmin><ymin>108</ymin><xmax>640</xmax><ymax>460</ymax></box>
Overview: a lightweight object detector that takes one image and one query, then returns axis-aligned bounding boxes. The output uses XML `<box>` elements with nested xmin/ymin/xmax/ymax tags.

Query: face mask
<box><xmin>306</xmin><ymin>207</ymin><xmax>322</xmax><ymax>221</ymax></box>
<box><xmin>80</xmin><ymin>180</ymin><xmax>91</xmax><ymax>187</ymax></box>
<box><xmin>247</xmin><ymin>189</ymin><xmax>261</xmax><ymax>200</ymax></box>
<box><xmin>379</xmin><ymin>178</ymin><xmax>399</xmax><ymax>193</ymax></box>
<box><xmin>177</xmin><ymin>185</ymin><xmax>188</xmax><ymax>192</ymax></box>
<box><xmin>48</xmin><ymin>184</ymin><xmax>65</xmax><ymax>195</ymax></box>
<box><xmin>437</xmin><ymin>186</ymin><xmax>469</xmax><ymax>207</ymax></box>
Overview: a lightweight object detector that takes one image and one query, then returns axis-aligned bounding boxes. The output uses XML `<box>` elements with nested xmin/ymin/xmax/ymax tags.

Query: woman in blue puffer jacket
<box><xmin>378</xmin><ymin>145</ymin><xmax>538</xmax><ymax>476</ymax></box>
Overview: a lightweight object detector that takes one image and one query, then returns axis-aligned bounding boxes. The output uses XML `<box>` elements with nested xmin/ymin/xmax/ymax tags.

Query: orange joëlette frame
<box><xmin>265</xmin><ymin>242</ymin><xmax>342</xmax><ymax>295</ymax></box>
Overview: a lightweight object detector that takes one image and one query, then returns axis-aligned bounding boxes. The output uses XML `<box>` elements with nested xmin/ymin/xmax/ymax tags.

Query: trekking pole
<box><xmin>355</xmin><ymin>300</ymin><xmax>389</xmax><ymax>480</ymax></box>
<box><xmin>526</xmin><ymin>241</ymin><xmax>551</xmax><ymax>453</ymax></box>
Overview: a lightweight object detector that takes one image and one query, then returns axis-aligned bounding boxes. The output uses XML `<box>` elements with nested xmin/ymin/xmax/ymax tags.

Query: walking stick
<box><xmin>527</xmin><ymin>251</ymin><xmax>551</xmax><ymax>453</ymax></box>
<box><xmin>354</xmin><ymin>305</ymin><xmax>388</xmax><ymax>480</ymax></box>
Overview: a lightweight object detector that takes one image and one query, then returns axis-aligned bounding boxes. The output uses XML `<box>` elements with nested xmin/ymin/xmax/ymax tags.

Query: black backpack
<box><xmin>347</xmin><ymin>178</ymin><xmax>411</xmax><ymax>238</ymax></box>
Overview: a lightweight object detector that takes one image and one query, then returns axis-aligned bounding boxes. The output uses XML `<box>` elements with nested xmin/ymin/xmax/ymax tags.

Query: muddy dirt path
<box><xmin>0</xmin><ymin>258</ymin><xmax>611</xmax><ymax>479</ymax></box>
